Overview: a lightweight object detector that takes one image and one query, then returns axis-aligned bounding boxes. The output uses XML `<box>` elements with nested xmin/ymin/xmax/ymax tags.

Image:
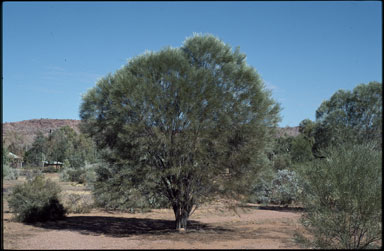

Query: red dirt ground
<box><xmin>3</xmin><ymin>199</ymin><xmax>306</xmax><ymax>249</ymax></box>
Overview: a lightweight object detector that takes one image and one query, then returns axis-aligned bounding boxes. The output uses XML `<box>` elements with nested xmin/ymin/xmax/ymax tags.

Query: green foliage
<box><xmin>290</xmin><ymin>135</ymin><xmax>314</xmax><ymax>163</ymax></box>
<box><xmin>42</xmin><ymin>165</ymin><xmax>59</xmax><ymax>173</ymax></box>
<box><xmin>271</xmin><ymin>133</ymin><xmax>313</xmax><ymax>167</ymax></box>
<box><xmin>3</xmin><ymin>144</ymin><xmax>20</xmax><ymax>180</ymax></box>
<box><xmin>272</xmin><ymin>136</ymin><xmax>294</xmax><ymax>156</ymax></box>
<box><xmin>63</xmin><ymin>159</ymin><xmax>71</xmax><ymax>168</ymax></box>
<box><xmin>314</xmin><ymin>82</ymin><xmax>382</xmax><ymax>152</ymax></box>
<box><xmin>24</xmin><ymin>168</ymin><xmax>43</xmax><ymax>181</ymax></box>
<box><xmin>7</xmin><ymin>176</ymin><xmax>66</xmax><ymax>223</ymax></box>
<box><xmin>24</xmin><ymin>132</ymin><xmax>47</xmax><ymax>167</ymax></box>
<box><xmin>247</xmin><ymin>167</ymin><xmax>275</xmax><ymax>204</ymax></box>
<box><xmin>59</xmin><ymin>163</ymin><xmax>96</xmax><ymax>185</ymax></box>
<box><xmin>295</xmin><ymin>143</ymin><xmax>382</xmax><ymax>249</ymax></box>
<box><xmin>80</xmin><ymin>34</ymin><xmax>281</xmax><ymax>229</ymax></box>
<box><xmin>298</xmin><ymin>119</ymin><xmax>316</xmax><ymax>143</ymax></box>
<box><xmin>2</xmin><ymin>144</ymin><xmax>9</xmax><ymax>166</ymax></box>
<box><xmin>24</xmin><ymin>126</ymin><xmax>98</xmax><ymax>168</ymax></box>
<box><xmin>92</xmin><ymin>163</ymin><xmax>169</xmax><ymax>212</ymax></box>
<box><xmin>271</xmin><ymin>153</ymin><xmax>292</xmax><ymax>171</ymax></box>
<box><xmin>60</xmin><ymin>167</ymin><xmax>86</xmax><ymax>184</ymax></box>
<box><xmin>46</xmin><ymin>126</ymin><xmax>97</xmax><ymax>168</ymax></box>
<box><xmin>3</xmin><ymin>164</ymin><xmax>19</xmax><ymax>180</ymax></box>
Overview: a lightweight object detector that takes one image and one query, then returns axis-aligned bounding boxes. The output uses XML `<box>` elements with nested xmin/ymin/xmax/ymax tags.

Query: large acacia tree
<box><xmin>80</xmin><ymin>34</ymin><xmax>280</xmax><ymax>230</ymax></box>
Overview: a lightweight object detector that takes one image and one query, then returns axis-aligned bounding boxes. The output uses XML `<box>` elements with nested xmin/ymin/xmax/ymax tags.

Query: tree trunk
<box><xmin>173</xmin><ymin>205</ymin><xmax>190</xmax><ymax>231</ymax></box>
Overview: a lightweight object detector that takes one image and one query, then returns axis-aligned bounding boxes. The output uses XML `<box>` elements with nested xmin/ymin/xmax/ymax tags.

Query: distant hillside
<box><xmin>2</xmin><ymin>119</ymin><xmax>300</xmax><ymax>149</ymax></box>
<box><xmin>2</xmin><ymin>119</ymin><xmax>81</xmax><ymax>148</ymax></box>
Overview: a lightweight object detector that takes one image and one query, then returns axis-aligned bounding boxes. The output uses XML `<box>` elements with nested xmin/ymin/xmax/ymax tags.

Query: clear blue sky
<box><xmin>3</xmin><ymin>1</ymin><xmax>382</xmax><ymax>126</ymax></box>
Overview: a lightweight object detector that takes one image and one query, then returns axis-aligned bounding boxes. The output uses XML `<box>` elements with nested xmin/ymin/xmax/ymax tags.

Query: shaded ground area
<box><xmin>29</xmin><ymin>216</ymin><xmax>232</xmax><ymax>238</ymax></box>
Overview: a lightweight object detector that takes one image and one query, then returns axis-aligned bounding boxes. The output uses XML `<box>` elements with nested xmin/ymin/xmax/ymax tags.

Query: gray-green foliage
<box><xmin>24</xmin><ymin>132</ymin><xmax>47</xmax><ymax>167</ymax></box>
<box><xmin>3</xmin><ymin>164</ymin><xmax>19</xmax><ymax>180</ymax></box>
<box><xmin>247</xmin><ymin>167</ymin><xmax>275</xmax><ymax>204</ymax></box>
<box><xmin>290</xmin><ymin>135</ymin><xmax>314</xmax><ymax>163</ymax></box>
<box><xmin>92</xmin><ymin>162</ymin><xmax>169</xmax><ymax>212</ymax></box>
<box><xmin>271</xmin><ymin>133</ymin><xmax>313</xmax><ymax>167</ymax></box>
<box><xmin>7</xmin><ymin>176</ymin><xmax>67</xmax><ymax>223</ymax></box>
<box><xmin>62</xmin><ymin>193</ymin><xmax>94</xmax><ymax>214</ymax></box>
<box><xmin>295</xmin><ymin>143</ymin><xmax>382</xmax><ymax>249</ymax></box>
<box><xmin>80</xmin><ymin>34</ymin><xmax>280</xmax><ymax>229</ymax></box>
<box><xmin>248</xmin><ymin>168</ymin><xmax>301</xmax><ymax>205</ymax></box>
<box><xmin>2</xmin><ymin>144</ymin><xmax>9</xmax><ymax>166</ymax></box>
<box><xmin>269</xmin><ymin>169</ymin><xmax>301</xmax><ymax>205</ymax></box>
<box><xmin>3</xmin><ymin>145</ymin><xmax>19</xmax><ymax>180</ymax></box>
<box><xmin>25</xmin><ymin>126</ymin><xmax>98</xmax><ymax>168</ymax></box>
<box><xmin>314</xmin><ymin>82</ymin><xmax>382</xmax><ymax>152</ymax></box>
<box><xmin>59</xmin><ymin>162</ymin><xmax>97</xmax><ymax>185</ymax></box>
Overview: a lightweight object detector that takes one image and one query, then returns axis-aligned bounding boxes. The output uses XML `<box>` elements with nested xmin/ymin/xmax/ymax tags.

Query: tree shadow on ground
<box><xmin>239</xmin><ymin>204</ymin><xmax>305</xmax><ymax>212</ymax></box>
<box><xmin>30</xmin><ymin>216</ymin><xmax>232</xmax><ymax>238</ymax></box>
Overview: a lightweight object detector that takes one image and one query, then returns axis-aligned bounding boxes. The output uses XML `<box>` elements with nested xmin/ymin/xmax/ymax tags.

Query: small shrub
<box><xmin>3</xmin><ymin>165</ymin><xmax>19</xmax><ymax>180</ymax></box>
<box><xmin>7</xmin><ymin>176</ymin><xmax>66</xmax><ymax>223</ymax></box>
<box><xmin>62</xmin><ymin>193</ymin><xmax>93</xmax><ymax>214</ymax></box>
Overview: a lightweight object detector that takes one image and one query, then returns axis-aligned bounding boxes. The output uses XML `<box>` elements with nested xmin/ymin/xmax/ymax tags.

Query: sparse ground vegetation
<box><xmin>3</xmin><ymin>172</ymin><xmax>305</xmax><ymax>249</ymax></box>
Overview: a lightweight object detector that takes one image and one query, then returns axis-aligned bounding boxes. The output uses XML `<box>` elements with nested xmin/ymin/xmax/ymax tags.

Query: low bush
<box><xmin>7</xmin><ymin>176</ymin><xmax>66</xmax><ymax>223</ymax></box>
<box><xmin>62</xmin><ymin>193</ymin><xmax>94</xmax><ymax>214</ymax></box>
<box><xmin>3</xmin><ymin>165</ymin><xmax>19</xmax><ymax>180</ymax></box>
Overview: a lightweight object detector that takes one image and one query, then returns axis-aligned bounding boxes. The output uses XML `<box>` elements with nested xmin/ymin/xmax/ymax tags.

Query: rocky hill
<box><xmin>2</xmin><ymin>119</ymin><xmax>81</xmax><ymax>148</ymax></box>
<box><xmin>2</xmin><ymin>119</ymin><xmax>300</xmax><ymax>150</ymax></box>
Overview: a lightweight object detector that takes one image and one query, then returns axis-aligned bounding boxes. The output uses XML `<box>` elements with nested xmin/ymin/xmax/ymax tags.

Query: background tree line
<box><xmin>23</xmin><ymin>126</ymin><xmax>98</xmax><ymax>168</ymax></box>
<box><xmin>252</xmin><ymin>82</ymin><xmax>381</xmax><ymax>204</ymax></box>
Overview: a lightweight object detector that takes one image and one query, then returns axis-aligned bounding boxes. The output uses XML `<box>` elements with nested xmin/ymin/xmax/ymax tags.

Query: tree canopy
<box><xmin>313</xmin><ymin>81</ymin><xmax>382</xmax><ymax>151</ymax></box>
<box><xmin>80</xmin><ymin>34</ymin><xmax>281</xmax><ymax>230</ymax></box>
